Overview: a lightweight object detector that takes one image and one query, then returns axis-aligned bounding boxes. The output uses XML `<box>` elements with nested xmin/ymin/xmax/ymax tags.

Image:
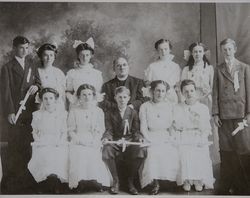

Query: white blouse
<box><xmin>181</xmin><ymin>63</ymin><xmax>214</xmax><ymax>94</ymax></box>
<box><xmin>31</xmin><ymin>109</ymin><xmax>68</xmax><ymax>143</ymax></box>
<box><xmin>38</xmin><ymin>66</ymin><xmax>66</xmax><ymax>100</ymax></box>
<box><xmin>144</xmin><ymin>55</ymin><xmax>181</xmax><ymax>87</ymax></box>
<box><xmin>66</xmin><ymin>63</ymin><xmax>103</xmax><ymax>93</ymax></box>
<box><xmin>67</xmin><ymin>105</ymin><xmax>105</xmax><ymax>143</ymax></box>
<box><xmin>139</xmin><ymin>101</ymin><xmax>174</xmax><ymax>138</ymax></box>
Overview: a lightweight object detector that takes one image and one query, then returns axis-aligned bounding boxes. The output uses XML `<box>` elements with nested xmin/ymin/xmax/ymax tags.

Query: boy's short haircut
<box><xmin>13</xmin><ymin>36</ymin><xmax>30</xmax><ymax>47</ymax></box>
<box><xmin>180</xmin><ymin>79</ymin><xmax>196</xmax><ymax>92</ymax></box>
<box><xmin>115</xmin><ymin>86</ymin><xmax>130</xmax><ymax>96</ymax></box>
<box><xmin>220</xmin><ymin>38</ymin><xmax>237</xmax><ymax>48</ymax></box>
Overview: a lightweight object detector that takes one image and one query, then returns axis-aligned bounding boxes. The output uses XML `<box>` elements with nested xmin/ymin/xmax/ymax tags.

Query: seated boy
<box><xmin>102</xmin><ymin>86</ymin><xmax>146</xmax><ymax>195</ymax></box>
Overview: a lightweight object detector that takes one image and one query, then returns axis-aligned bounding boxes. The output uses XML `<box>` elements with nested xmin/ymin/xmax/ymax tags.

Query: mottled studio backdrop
<box><xmin>0</xmin><ymin>2</ymin><xmax>200</xmax><ymax>81</ymax></box>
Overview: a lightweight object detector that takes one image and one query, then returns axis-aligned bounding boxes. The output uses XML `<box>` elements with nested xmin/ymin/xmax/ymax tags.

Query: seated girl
<box><xmin>68</xmin><ymin>84</ymin><xmax>111</xmax><ymax>192</ymax></box>
<box><xmin>139</xmin><ymin>80</ymin><xmax>179</xmax><ymax>195</ymax></box>
<box><xmin>28</xmin><ymin>88</ymin><xmax>69</xmax><ymax>193</ymax></box>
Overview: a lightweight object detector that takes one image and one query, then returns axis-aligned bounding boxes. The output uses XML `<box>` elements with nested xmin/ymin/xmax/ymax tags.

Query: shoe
<box><xmin>110</xmin><ymin>181</ymin><xmax>119</xmax><ymax>194</ymax></box>
<box><xmin>183</xmin><ymin>180</ymin><xmax>191</xmax><ymax>192</ymax></box>
<box><xmin>194</xmin><ymin>181</ymin><xmax>203</xmax><ymax>192</ymax></box>
<box><xmin>128</xmin><ymin>178</ymin><xmax>139</xmax><ymax>195</ymax></box>
<box><xmin>149</xmin><ymin>180</ymin><xmax>160</xmax><ymax>195</ymax></box>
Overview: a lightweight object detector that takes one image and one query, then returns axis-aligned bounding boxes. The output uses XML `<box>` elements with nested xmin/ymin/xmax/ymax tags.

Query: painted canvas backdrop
<box><xmin>216</xmin><ymin>3</ymin><xmax>250</xmax><ymax>65</ymax></box>
<box><xmin>0</xmin><ymin>2</ymin><xmax>200</xmax><ymax>81</ymax></box>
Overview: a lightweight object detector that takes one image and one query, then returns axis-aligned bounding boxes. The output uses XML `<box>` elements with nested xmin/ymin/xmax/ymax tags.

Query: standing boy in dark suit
<box><xmin>212</xmin><ymin>38</ymin><xmax>250</xmax><ymax>195</ymax></box>
<box><xmin>102</xmin><ymin>86</ymin><xmax>146</xmax><ymax>195</ymax></box>
<box><xmin>0</xmin><ymin>36</ymin><xmax>41</xmax><ymax>193</ymax></box>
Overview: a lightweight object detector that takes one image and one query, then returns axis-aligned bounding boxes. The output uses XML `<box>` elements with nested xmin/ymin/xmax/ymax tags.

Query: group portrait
<box><xmin>0</xmin><ymin>1</ymin><xmax>250</xmax><ymax>196</ymax></box>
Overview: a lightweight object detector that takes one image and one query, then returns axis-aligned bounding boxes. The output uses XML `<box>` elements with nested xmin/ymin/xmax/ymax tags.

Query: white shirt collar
<box><xmin>118</xmin><ymin>106</ymin><xmax>127</xmax><ymax>118</ymax></box>
<box><xmin>15</xmin><ymin>56</ymin><xmax>25</xmax><ymax>69</ymax></box>
<box><xmin>225</xmin><ymin>57</ymin><xmax>235</xmax><ymax>72</ymax></box>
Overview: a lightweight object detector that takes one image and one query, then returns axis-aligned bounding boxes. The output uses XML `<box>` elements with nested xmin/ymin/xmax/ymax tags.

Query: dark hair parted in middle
<box><xmin>76</xmin><ymin>84</ymin><xmax>96</xmax><ymax>98</ymax></box>
<box><xmin>180</xmin><ymin>79</ymin><xmax>196</xmax><ymax>92</ymax></box>
<box><xmin>186</xmin><ymin>42</ymin><xmax>210</xmax><ymax>71</ymax></box>
<box><xmin>154</xmin><ymin>39</ymin><xmax>173</xmax><ymax>50</ymax></box>
<box><xmin>39</xmin><ymin>87</ymin><xmax>59</xmax><ymax>99</ymax></box>
<box><xmin>150</xmin><ymin>80</ymin><xmax>170</xmax><ymax>92</ymax></box>
<box><xmin>75</xmin><ymin>43</ymin><xmax>94</xmax><ymax>56</ymax></box>
<box><xmin>37</xmin><ymin>43</ymin><xmax>57</xmax><ymax>59</ymax></box>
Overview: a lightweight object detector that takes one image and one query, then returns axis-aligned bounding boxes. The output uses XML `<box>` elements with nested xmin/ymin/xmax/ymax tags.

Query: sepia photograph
<box><xmin>0</xmin><ymin>1</ymin><xmax>250</xmax><ymax>197</ymax></box>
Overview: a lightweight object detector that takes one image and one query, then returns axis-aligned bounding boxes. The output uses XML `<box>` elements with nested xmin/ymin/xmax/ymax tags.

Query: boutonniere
<box><xmin>234</xmin><ymin>71</ymin><xmax>240</xmax><ymax>92</ymax></box>
<box><xmin>27</xmin><ymin>68</ymin><xmax>31</xmax><ymax>83</ymax></box>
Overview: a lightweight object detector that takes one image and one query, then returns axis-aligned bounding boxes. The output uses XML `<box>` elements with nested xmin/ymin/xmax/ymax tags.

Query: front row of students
<box><xmin>27</xmin><ymin>79</ymin><xmax>214</xmax><ymax>195</ymax></box>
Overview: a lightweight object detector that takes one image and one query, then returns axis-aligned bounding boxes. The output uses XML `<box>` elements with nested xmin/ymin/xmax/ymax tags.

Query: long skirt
<box><xmin>28</xmin><ymin>143</ymin><xmax>69</xmax><ymax>183</ymax></box>
<box><xmin>68</xmin><ymin>144</ymin><xmax>111</xmax><ymax>189</ymax></box>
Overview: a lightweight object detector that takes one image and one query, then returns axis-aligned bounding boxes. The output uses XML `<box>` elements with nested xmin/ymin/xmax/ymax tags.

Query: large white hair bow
<box><xmin>73</xmin><ymin>37</ymin><xmax>94</xmax><ymax>49</ymax></box>
<box><xmin>183</xmin><ymin>49</ymin><xmax>211</xmax><ymax>61</ymax></box>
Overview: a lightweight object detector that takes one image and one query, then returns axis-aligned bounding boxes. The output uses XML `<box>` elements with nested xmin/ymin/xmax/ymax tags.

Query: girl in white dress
<box><xmin>68</xmin><ymin>84</ymin><xmax>111</xmax><ymax>191</ymax></box>
<box><xmin>66</xmin><ymin>38</ymin><xmax>103</xmax><ymax>108</ymax></box>
<box><xmin>181</xmin><ymin>42</ymin><xmax>214</xmax><ymax>108</ymax></box>
<box><xmin>173</xmin><ymin>80</ymin><xmax>214</xmax><ymax>192</ymax></box>
<box><xmin>144</xmin><ymin>39</ymin><xmax>181</xmax><ymax>104</ymax></box>
<box><xmin>37</xmin><ymin>43</ymin><xmax>66</xmax><ymax>110</ymax></box>
<box><xmin>139</xmin><ymin>80</ymin><xmax>179</xmax><ymax>195</ymax></box>
<box><xmin>28</xmin><ymin>88</ymin><xmax>69</xmax><ymax>193</ymax></box>
<box><xmin>181</xmin><ymin>42</ymin><xmax>219</xmax><ymax>165</ymax></box>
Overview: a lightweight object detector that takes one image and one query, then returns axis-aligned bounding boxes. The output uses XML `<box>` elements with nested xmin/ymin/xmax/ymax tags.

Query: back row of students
<box><xmin>1</xmin><ymin>36</ymin><xmax>250</xmax><ymax>195</ymax></box>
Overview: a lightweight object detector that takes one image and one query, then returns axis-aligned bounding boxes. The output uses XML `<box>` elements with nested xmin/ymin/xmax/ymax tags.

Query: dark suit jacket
<box><xmin>102</xmin><ymin>106</ymin><xmax>143</xmax><ymax>141</ymax></box>
<box><xmin>100</xmin><ymin>75</ymin><xmax>146</xmax><ymax>112</ymax></box>
<box><xmin>212</xmin><ymin>59</ymin><xmax>250</xmax><ymax>119</ymax></box>
<box><xmin>0</xmin><ymin>57</ymin><xmax>41</xmax><ymax>123</ymax></box>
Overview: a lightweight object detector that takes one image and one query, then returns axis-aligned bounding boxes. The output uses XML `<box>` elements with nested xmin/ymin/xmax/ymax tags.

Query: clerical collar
<box><xmin>15</xmin><ymin>56</ymin><xmax>25</xmax><ymax>69</ymax></box>
<box><xmin>117</xmin><ymin>75</ymin><xmax>128</xmax><ymax>81</ymax></box>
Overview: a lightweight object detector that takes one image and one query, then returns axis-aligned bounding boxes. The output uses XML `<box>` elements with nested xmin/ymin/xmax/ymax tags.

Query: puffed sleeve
<box><xmin>96</xmin><ymin>71</ymin><xmax>103</xmax><ymax>93</ymax></box>
<box><xmin>209</xmin><ymin>65</ymin><xmax>214</xmax><ymax>90</ymax></box>
<box><xmin>67</xmin><ymin>109</ymin><xmax>77</xmax><ymax>142</ymax></box>
<box><xmin>31</xmin><ymin>111</ymin><xmax>40</xmax><ymax>141</ymax></box>
<box><xmin>181</xmin><ymin>66</ymin><xmax>189</xmax><ymax>81</ymax></box>
<box><xmin>175</xmin><ymin>63</ymin><xmax>181</xmax><ymax>83</ymax></box>
<box><xmin>66</xmin><ymin>69</ymin><xmax>75</xmax><ymax>93</ymax></box>
<box><xmin>139</xmin><ymin>103</ymin><xmax>150</xmax><ymax>140</ymax></box>
<box><xmin>93</xmin><ymin>108</ymin><xmax>105</xmax><ymax>140</ymax></box>
<box><xmin>199</xmin><ymin>105</ymin><xmax>212</xmax><ymax>136</ymax></box>
<box><xmin>144</xmin><ymin>64</ymin><xmax>153</xmax><ymax>82</ymax></box>
<box><xmin>60</xmin><ymin>110</ymin><xmax>68</xmax><ymax>141</ymax></box>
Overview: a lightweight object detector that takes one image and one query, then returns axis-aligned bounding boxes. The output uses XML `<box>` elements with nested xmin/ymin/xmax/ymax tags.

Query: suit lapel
<box><xmin>12</xmin><ymin>58</ymin><xmax>25</xmax><ymax>78</ymax></box>
<box><xmin>219</xmin><ymin>62</ymin><xmax>234</xmax><ymax>83</ymax></box>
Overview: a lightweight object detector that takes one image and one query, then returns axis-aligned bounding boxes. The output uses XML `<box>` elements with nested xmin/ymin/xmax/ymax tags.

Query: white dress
<box><xmin>68</xmin><ymin>105</ymin><xmax>111</xmax><ymax>189</ymax></box>
<box><xmin>181</xmin><ymin>63</ymin><xmax>214</xmax><ymax>107</ymax></box>
<box><xmin>173</xmin><ymin>102</ymin><xmax>214</xmax><ymax>189</ymax></box>
<box><xmin>181</xmin><ymin>64</ymin><xmax>220</xmax><ymax>165</ymax></box>
<box><xmin>144</xmin><ymin>55</ymin><xmax>181</xmax><ymax>104</ymax></box>
<box><xmin>139</xmin><ymin>101</ymin><xmax>179</xmax><ymax>188</ymax></box>
<box><xmin>28</xmin><ymin>109</ymin><xmax>69</xmax><ymax>183</ymax></box>
<box><xmin>38</xmin><ymin>66</ymin><xmax>66</xmax><ymax>110</ymax></box>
